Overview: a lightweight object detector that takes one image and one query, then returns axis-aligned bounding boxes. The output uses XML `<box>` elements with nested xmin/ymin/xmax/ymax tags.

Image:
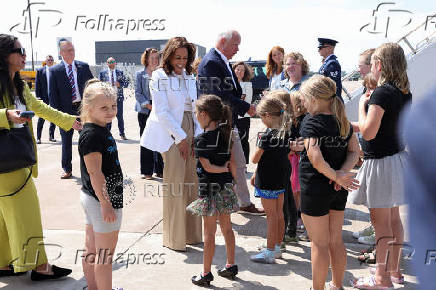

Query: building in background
<box><xmin>95</xmin><ymin>39</ymin><xmax>206</xmax><ymax>65</ymax></box>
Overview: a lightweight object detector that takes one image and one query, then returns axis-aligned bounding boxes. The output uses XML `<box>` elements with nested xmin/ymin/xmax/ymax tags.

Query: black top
<box><xmin>255</xmin><ymin>128</ymin><xmax>291</xmax><ymax>190</ymax></box>
<box><xmin>194</xmin><ymin>128</ymin><xmax>233</xmax><ymax>197</ymax></box>
<box><xmin>290</xmin><ymin>114</ymin><xmax>307</xmax><ymax>140</ymax></box>
<box><xmin>362</xmin><ymin>83</ymin><xmax>412</xmax><ymax>159</ymax></box>
<box><xmin>79</xmin><ymin>123</ymin><xmax>123</xmax><ymax>209</ymax></box>
<box><xmin>299</xmin><ymin>114</ymin><xmax>352</xmax><ymax>195</ymax></box>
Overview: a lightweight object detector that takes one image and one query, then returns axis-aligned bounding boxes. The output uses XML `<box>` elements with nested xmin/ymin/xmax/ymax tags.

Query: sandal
<box><xmin>369</xmin><ymin>267</ymin><xmax>405</xmax><ymax>284</ymax></box>
<box><xmin>359</xmin><ymin>246</ymin><xmax>375</xmax><ymax>255</ymax></box>
<box><xmin>358</xmin><ymin>250</ymin><xmax>376</xmax><ymax>265</ymax></box>
<box><xmin>350</xmin><ymin>275</ymin><xmax>394</xmax><ymax>289</ymax></box>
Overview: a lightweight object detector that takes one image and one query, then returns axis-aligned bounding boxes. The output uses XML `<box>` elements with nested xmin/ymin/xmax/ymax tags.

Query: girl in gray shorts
<box><xmin>78</xmin><ymin>79</ymin><xmax>124</xmax><ymax>290</ymax></box>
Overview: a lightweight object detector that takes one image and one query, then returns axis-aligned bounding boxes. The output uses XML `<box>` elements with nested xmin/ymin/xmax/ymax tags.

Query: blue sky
<box><xmin>2</xmin><ymin>0</ymin><xmax>435</xmax><ymax>72</ymax></box>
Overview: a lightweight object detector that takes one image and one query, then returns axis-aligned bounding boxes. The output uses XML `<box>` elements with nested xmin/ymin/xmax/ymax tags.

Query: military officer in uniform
<box><xmin>317</xmin><ymin>38</ymin><xmax>343</xmax><ymax>102</ymax></box>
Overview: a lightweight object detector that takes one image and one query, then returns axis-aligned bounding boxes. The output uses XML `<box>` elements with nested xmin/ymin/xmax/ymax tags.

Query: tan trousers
<box><xmin>232</xmin><ymin>130</ymin><xmax>251</xmax><ymax>207</ymax></box>
<box><xmin>161</xmin><ymin>112</ymin><xmax>202</xmax><ymax>251</ymax></box>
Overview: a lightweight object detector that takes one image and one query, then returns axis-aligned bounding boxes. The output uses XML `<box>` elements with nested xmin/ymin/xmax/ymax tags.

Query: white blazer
<box><xmin>140</xmin><ymin>68</ymin><xmax>202</xmax><ymax>153</ymax></box>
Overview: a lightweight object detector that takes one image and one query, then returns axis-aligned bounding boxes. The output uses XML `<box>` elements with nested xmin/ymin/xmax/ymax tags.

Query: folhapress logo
<box><xmin>75</xmin><ymin>15</ymin><xmax>166</xmax><ymax>35</ymax></box>
<box><xmin>9</xmin><ymin>2</ymin><xmax>166</xmax><ymax>38</ymax></box>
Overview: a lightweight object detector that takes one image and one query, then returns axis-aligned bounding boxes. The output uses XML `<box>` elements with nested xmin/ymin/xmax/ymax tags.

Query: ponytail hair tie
<box><xmin>330</xmin><ymin>94</ymin><xmax>336</xmax><ymax>99</ymax></box>
<box><xmin>280</xmin><ymin>109</ymin><xmax>284</xmax><ymax>114</ymax></box>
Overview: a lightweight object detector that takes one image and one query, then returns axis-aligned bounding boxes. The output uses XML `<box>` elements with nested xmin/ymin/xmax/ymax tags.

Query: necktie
<box><xmin>68</xmin><ymin>64</ymin><xmax>76</xmax><ymax>101</ymax></box>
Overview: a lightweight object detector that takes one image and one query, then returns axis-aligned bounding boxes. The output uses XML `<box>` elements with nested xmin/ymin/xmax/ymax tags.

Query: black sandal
<box><xmin>191</xmin><ymin>271</ymin><xmax>214</xmax><ymax>286</ymax></box>
<box><xmin>0</xmin><ymin>265</ymin><xmax>27</xmax><ymax>277</ymax></box>
<box><xmin>30</xmin><ymin>265</ymin><xmax>72</xmax><ymax>281</ymax></box>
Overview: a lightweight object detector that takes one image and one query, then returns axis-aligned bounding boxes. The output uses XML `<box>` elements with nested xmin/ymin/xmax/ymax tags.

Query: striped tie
<box><xmin>68</xmin><ymin>64</ymin><xmax>76</xmax><ymax>101</ymax></box>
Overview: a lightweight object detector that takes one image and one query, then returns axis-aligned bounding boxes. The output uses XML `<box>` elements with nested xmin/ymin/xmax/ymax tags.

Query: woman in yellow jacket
<box><xmin>0</xmin><ymin>34</ymin><xmax>81</xmax><ymax>280</ymax></box>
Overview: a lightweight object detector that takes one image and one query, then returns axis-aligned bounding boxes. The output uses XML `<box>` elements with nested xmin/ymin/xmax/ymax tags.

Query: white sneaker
<box><xmin>353</xmin><ymin>225</ymin><xmax>374</xmax><ymax>239</ymax></box>
<box><xmin>274</xmin><ymin>244</ymin><xmax>282</xmax><ymax>259</ymax></box>
<box><xmin>250</xmin><ymin>249</ymin><xmax>275</xmax><ymax>264</ymax></box>
<box><xmin>358</xmin><ymin>234</ymin><xmax>376</xmax><ymax>245</ymax></box>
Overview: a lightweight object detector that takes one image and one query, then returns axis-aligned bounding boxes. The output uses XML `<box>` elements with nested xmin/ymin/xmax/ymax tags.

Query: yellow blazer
<box><xmin>0</xmin><ymin>82</ymin><xmax>76</xmax><ymax>178</ymax></box>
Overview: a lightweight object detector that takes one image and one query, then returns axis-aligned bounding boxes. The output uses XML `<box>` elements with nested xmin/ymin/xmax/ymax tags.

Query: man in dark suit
<box><xmin>49</xmin><ymin>39</ymin><xmax>93</xmax><ymax>179</ymax></box>
<box><xmin>317</xmin><ymin>37</ymin><xmax>343</xmax><ymax>102</ymax></box>
<box><xmin>198</xmin><ymin>30</ymin><xmax>263</xmax><ymax>215</ymax></box>
<box><xmin>99</xmin><ymin>57</ymin><xmax>129</xmax><ymax>140</ymax></box>
<box><xmin>35</xmin><ymin>54</ymin><xmax>56</xmax><ymax>144</ymax></box>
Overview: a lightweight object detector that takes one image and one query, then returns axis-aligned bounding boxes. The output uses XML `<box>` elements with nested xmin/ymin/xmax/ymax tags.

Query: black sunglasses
<box><xmin>11</xmin><ymin>47</ymin><xmax>26</xmax><ymax>56</ymax></box>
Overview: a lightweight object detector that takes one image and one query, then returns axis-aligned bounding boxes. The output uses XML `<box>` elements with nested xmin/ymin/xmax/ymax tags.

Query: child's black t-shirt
<box><xmin>194</xmin><ymin>128</ymin><xmax>233</xmax><ymax>197</ymax></box>
<box><xmin>290</xmin><ymin>114</ymin><xmax>307</xmax><ymax>140</ymax></box>
<box><xmin>255</xmin><ymin>128</ymin><xmax>291</xmax><ymax>190</ymax></box>
<box><xmin>79</xmin><ymin>123</ymin><xmax>123</xmax><ymax>209</ymax></box>
<box><xmin>362</xmin><ymin>83</ymin><xmax>412</xmax><ymax>159</ymax></box>
<box><xmin>299</xmin><ymin>114</ymin><xmax>352</xmax><ymax>196</ymax></box>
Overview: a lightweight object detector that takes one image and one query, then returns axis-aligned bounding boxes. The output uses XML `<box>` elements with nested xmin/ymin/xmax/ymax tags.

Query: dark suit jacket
<box><xmin>49</xmin><ymin>60</ymin><xmax>94</xmax><ymax>114</ymax></box>
<box><xmin>35</xmin><ymin>66</ymin><xmax>49</xmax><ymax>104</ymax></box>
<box><xmin>198</xmin><ymin>48</ymin><xmax>250</xmax><ymax>124</ymax></box>
<box><xmin>98</xmin><ymin>69</ymin><xmax>129</xmax><ymax>99</ymax></box>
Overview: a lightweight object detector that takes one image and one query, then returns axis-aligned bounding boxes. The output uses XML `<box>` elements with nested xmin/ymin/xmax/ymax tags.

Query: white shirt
<box><xmin>239</xmin><ymin>81</ymin><xmax>253</xmax><ymax>118</ymax></box>
<box><xmin>13</xmin><ymin>96</ymin><xmax>27</xmax><ymax>128</ymax></box>
<box><xmin>109</xmin><ymin>69</ymin><xmax>117</xmax><ymax>87</ymax></box>
<box><xmin>270</xmin><ymin>72</ymin><xmax>282</xmax><ymax>90</ymax></box>
<box><xmin>63</xmin><ymin>61</ymin><xmax>81</xmax><ymax>103</ymax></box>
<box><xmin>215</xmin><ymin>48</ymin><xmax>237</xmax><ymax>88</ymax></box>
<box><xmin>45</xmin><ymin>66</ymin><xmax>50</xmax><ymax>95</ymax></box>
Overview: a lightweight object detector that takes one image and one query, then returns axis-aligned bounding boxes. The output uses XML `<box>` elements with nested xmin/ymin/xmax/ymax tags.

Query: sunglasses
<box><xmin>11</xmin><ymin>47</ymin><xmax>26</xmax><ymax>56</ymax></box>
<box><xmin>107</xmin><ymin>60</ymin><xmax>116</xmax><ymax>64</ymax></box>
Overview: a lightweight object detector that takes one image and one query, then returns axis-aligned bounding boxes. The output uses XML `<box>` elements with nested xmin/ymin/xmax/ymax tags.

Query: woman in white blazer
<box><xmin>141</xmin><ymin>37</ymin><xmax>203</xmax><ymax>251</ymax></box>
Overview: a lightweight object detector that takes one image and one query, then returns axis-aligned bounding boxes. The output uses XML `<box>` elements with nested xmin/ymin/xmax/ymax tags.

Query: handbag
<box><xmin>0</xmin><ymin>124</ymin><xmax>36</xmax><ymax>173</ymax></box>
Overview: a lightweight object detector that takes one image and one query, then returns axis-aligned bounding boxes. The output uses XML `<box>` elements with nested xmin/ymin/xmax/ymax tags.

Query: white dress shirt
<box><xmin>215</xmin><ymin>49</ymin><xmax>237</xmax><ymax>88</ymax></box>
<box><xmin>109</xmin><ymin>69</ymin><xmax>117</xmax><ymax>87</ymax></box>
<box><xmin>45</xmin><ymin>66</ymin><xmax>50</xmax><ymax>95</ymax></box>
<box><xmin>63</xmin><ymin>61</ymin><xmax>81</xmax><ymax>102</ymax></box>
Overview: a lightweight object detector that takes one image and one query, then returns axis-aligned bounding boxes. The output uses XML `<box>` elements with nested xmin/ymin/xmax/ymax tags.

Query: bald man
<box><xmin>198</xmin><ymin>30</ymin><xmax>263</xmax><ymax>215</ymax></box>
<box><xmin>49</xmin><ymin>39</ymin><xmax>93</xmax><ymax>179</ymax></box>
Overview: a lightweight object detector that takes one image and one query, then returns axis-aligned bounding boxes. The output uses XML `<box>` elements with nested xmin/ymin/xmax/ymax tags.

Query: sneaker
<box><xmin>298</xmin><ymin>231</ymin><xmax>310</xmax><ymax>241</ymax></box>
<box><xmin>250</xmin><ymin>249</ymin><xmax>275</xmax><ymax>264</ymax></box>
<box><xmin>274</xmin><ymin>244</ymin><xmax>282</xmax><ymax>259</ymax></box>
<box><xmin>257</xmin><ymin>242</ymin><xmax>286</xmax><ymax>253</ymax></box>
<box><xmin>353</xmin><ymin>225</ymin><xmax>374</xmax><ymax>239</ymax></box>
<box><xmin>239</xmin><ymin>203</ymin><xmax>265</xmax><ymax>215</ymax></box>
<box><xmin>283</xmin><ymin>234</ymin><xmax>299</xmax><ymax>244</ymax></box>
<box><xmin>358</xmin><ymin>234</ymin><xmax>376</xmax><ymax>245</ymax></box>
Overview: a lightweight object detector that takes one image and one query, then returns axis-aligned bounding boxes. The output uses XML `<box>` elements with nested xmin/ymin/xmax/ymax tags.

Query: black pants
<box><xmin>236</xmin><ymin>117</ymin><xmax>250</xmax><ymax>164</ymax></box>
<box><xmin>283</xmin><ymin>166</ymin><xmax>297</xmax><ymax>237</ymax></box>
<box><xmin>138</xmin><ymin>113</ymin><xmax>163</xmax><ymax>175</ymax></box>
<box><xmin>36</xmin><ymin>117</ymin><xmax>56</xmax><ymax>140</ymax></box>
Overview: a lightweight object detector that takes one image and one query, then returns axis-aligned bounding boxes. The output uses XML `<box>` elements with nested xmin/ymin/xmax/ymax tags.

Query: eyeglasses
<box><xmin>11</xmin><ymin>47</ymin><xmax>26</xmax><ymax>56</ymax></box>
<box><xmin>47</xmin><ymin>58</ymin><xmax>54</xmax><ymax>62</ymax></box>
<box><xmin>107</xmin><ymin>60</ymin><xmax>116</xmax><ymax>64</ymax></box>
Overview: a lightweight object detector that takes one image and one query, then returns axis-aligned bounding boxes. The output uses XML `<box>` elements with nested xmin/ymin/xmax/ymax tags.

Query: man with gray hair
<box><xmin>49</xmin><ymin>38</ymin><xmax>93</xmax><ymax>179</ymax></box>
<box><xmin>198</xmin><ymin>30</ymin><xmax>263</xmax><ymax>214</ymax></box>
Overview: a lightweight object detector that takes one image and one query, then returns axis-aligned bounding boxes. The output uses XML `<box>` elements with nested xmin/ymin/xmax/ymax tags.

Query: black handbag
<box><xmin>0</xmin><ymin>125</ymin><xmax>36</xmax><ymax>173</ymax></box>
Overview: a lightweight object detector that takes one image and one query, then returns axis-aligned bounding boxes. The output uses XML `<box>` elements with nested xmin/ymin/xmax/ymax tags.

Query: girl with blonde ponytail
<box><xmin>350</xmin><ymin>43</ymin><xmax>412</xmax><ymax>289</ymax></box>
<box><xmin>298</xmin><ymin>74</ymin><xmax>360</xmax><ymax>290</ymax></box>
<box><xmin>249</xmin><ymin>95</ymin><xmax>292</xmax><ymax>264</ymax></box>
